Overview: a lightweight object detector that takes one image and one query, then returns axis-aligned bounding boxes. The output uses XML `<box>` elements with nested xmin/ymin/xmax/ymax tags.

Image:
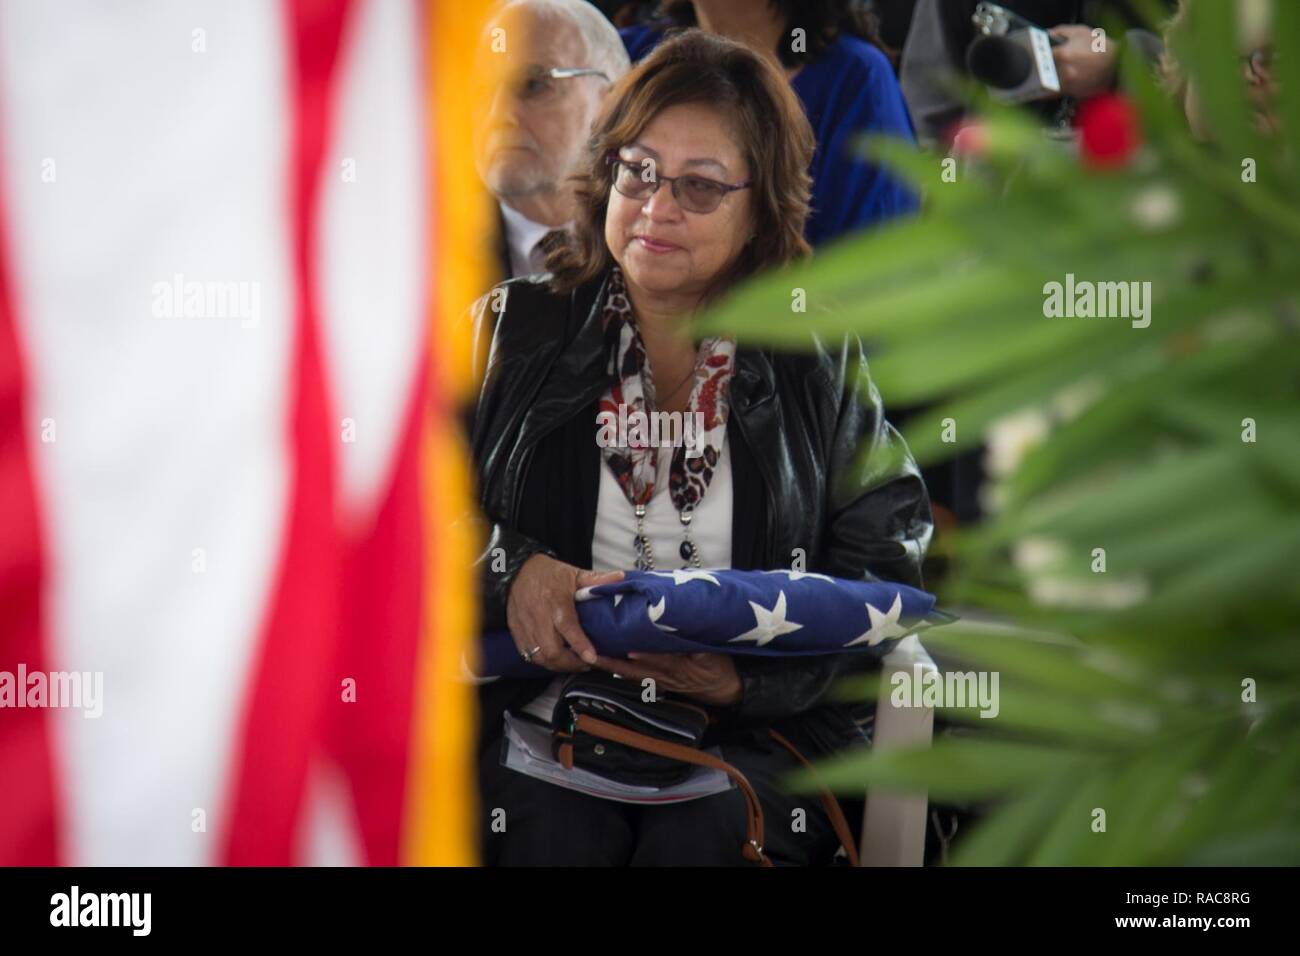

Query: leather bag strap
<box><xmin>572</xmin><ymin>713</ymin><xmax>773</xmax><ymax>866</ymax></box>
<box><xmin>766</xmin><ymin>728</ymin><xmax>860</xmax><ymax>866</ymax></box>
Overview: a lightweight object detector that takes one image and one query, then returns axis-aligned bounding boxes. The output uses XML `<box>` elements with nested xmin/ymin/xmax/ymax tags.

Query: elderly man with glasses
<box><xmin>474</xmin><ymin>0</ymin><xmax>631</xmax><ymax>279</ymax></box>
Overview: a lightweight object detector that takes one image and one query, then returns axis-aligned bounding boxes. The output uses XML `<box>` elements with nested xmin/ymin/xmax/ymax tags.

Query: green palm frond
<box><xmin>706</xmin><ymin>0</ymin><xmax>1300</xmax><ymax>864</ymax></box>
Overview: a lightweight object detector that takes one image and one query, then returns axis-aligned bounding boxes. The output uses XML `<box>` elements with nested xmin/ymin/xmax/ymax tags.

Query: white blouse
<box><xmin>519</xmin><ymin>438</ymin><xmax>735</xmax><ymax>721</ymax></box>
<box><xmin>591</xmin><ymin>437</ymin><xmax>734</xmax><ymax>572</ymax></box>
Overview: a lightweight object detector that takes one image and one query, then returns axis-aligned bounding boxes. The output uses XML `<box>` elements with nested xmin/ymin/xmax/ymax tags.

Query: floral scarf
<box><xmin>597</xmin><ymin>266</ymin><xmax>735</xmax><ymax>511</ymax></box>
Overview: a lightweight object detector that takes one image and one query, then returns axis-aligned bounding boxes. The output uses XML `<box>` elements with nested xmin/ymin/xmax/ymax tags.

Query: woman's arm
<box><xmin>465</xmin><ymin>282</ymin><xmax>622</xmax><ymax>665</ymax></box>
<box><xmin>477</xmin><ymin>522</ymin><xmax>558</xmax><ymax>632</ymax></box>
<box><xmin>730</xmin><ymin>652</ymin><xmax>853</xmax><ymax>721</ymax></box>
<box><xmin>731</xmin><ymin>336</ymin><xmax>933</xmax><ymax>720</ymax></box>
<box><xmin>465</xmin><ymin>283</ymin><xmax>560</xmax><ymax>631</ymax></box>
<box><xmin>463</xmin><ymin>286</ymin><xmax>534</xmax><ymax>630</ymax></box>
<box><xmin>821</xmin><ymin>336</ymin><xmax>933</xmax><ymax>590</ymax></box>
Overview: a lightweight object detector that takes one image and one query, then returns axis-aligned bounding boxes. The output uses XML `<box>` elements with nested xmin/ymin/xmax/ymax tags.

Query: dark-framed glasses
<box><xmin>606</xmin><ymin>151</ymin><xmax>752</xmax><ymax>215</ymax></box>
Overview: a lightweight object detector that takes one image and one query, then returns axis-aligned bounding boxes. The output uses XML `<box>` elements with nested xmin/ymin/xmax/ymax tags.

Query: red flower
<box><xmin>947</xmin><ymin>119</ymin><xmax>989</xmax><ymax>157</ymax></box>
<box><xmin>1077</xmin><ymin>93</ymin><xmax>1141</xmax><ymax>170</ymax></box>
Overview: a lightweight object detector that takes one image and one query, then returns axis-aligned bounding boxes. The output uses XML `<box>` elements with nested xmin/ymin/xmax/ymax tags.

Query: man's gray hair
<box><xmin>499</xmin><ymin>0</ymin><xmax>631</xmax><ymax>80</ymax></box>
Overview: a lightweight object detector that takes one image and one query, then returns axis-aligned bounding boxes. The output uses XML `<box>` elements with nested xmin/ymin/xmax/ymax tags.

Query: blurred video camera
<box><xmin>966</xmin><ymin>2</ymin><xmax>1062</xmax><ymax>103</ymax></box>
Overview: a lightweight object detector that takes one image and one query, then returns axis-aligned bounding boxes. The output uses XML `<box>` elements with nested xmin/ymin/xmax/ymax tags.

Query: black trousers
<box><xmin>478</xmin><ymin>723</ymin><xmax>844</xmax><ymax>866</ymax></box>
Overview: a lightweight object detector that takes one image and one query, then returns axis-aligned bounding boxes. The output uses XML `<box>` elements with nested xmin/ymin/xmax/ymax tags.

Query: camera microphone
<box><xmin>966</xmin><ymin>3</ymin><xmax>1062</xmax><ymax>103</ymax></box>
<box><xmin>967</xmin><ymin>34</ymin><xmax>1035</xmax><ymax>90</ymax></box>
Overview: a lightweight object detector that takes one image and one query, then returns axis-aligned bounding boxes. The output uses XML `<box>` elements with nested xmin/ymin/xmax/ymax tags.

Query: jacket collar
<box><xmin>555</xmin><ymin>269</ymin><xmax>613</xmax><ymax>385</ymax></box>
<box><xmin>527</xmin><ymin>268</ymin><xmax>778</xmax><ymax>433</ymax></box>
<box><xmin>731</xmin><ymin>347</ymin><xmax>777</xmax><ymax>414</ymax></box>
<box><xmin>513</xmin><ymin>271</ymin><xmax>615</xmax><ymax>450</ymax></box>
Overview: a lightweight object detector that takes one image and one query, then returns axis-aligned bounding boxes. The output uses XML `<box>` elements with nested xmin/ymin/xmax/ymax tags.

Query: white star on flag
<box><xmin>729</xmin><ymin>590</ymin><xmax>803</xmax><ymax>647</ymax></box>
<box><xmin>763</xmin><ymin>569</ymin><xmax>834</xmax><ymax>583</ymax></box>
<box><xmin>576</xmin><ymin>587</ymin><xmax>625</xmax><ymax>607</ymax></box>
<box><xmin>844</xmin><ymin>594</ymin><xmax>908</xmax><ymax>646</ymax></box>
<box><xmin>647</xmin><ymin>596</ymin><xmax>676</xmax><ymax>632</ymax></box>
<box><xmin>651</xmin><ymin>569</ymin><xmax>722</xmax><ymax>586</ymax></box>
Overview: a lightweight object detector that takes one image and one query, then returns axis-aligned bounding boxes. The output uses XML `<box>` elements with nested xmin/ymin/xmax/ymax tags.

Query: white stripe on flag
<box><xmin>318</xmin><ymin>0</ymin><xmax>428</xmax><ymax>529</ymax></box>
<box><xmin>0</xmin><ymin>0</ymin><xmax>295</xmax><ymax>865</ymax></box>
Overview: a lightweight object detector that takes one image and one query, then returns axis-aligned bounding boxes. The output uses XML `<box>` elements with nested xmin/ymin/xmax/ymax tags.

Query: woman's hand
<box><xmin>506</xmin><ymin>555</ymin><xmax>623</xmax><ymax>672</ymax></box>
<box><xmin>593</xmin><ymin>652</ymin><xmax>742</xmax><ymax>707</ymax></box>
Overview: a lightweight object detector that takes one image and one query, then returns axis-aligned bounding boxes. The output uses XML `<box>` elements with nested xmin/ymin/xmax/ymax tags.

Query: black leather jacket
<box><xmin>468</xmin><ymin>269</ymin><xmax>933</xmax><ymax>745</ymax></box>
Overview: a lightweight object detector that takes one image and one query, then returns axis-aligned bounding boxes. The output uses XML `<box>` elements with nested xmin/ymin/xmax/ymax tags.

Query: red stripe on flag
<box><xmin>327</xmin><ymin>360</ymin><xmax>428</xmax><ymax>865</ymax></box>
<box><xmin>219</xmin><ymin>0</ymin><xmax>353</xmax><ymax>865</ymax></box>
<box><xmin>0</xmin><ymin>161</ymin><xmax>63</xmax><ymax>865</ymax></box>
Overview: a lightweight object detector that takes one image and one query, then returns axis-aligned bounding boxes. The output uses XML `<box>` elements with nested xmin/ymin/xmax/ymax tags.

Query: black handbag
<box><xmin>549</xmin><ymin>671</ymin><xmax>860</xmax><ymax>866</ymax></box>
<box><xmin>550</xmin><ymin>671</ymin><xmax>710</xmax><ymax>788</ymax></box>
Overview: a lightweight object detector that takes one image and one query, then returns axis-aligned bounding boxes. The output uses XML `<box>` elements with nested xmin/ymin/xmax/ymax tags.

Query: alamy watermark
<box><xmin>0</xmin><ymin>665</ymin><xmax>103</xmax><ymax>718</ymax></box>
<box><xmin>1043</xmin><ymin>273</ymin><xmax>1151</xmax><ymax>328</ymax></box>
<box><xmin>151</xmin><ymin>273</ymin><xmax>261</xmax><ymax>328</ymax></box>
<box><xmin>596</xmin><ymin>405</ymin><xmax>706</xmax><ymax>456</ymax></box>
<box><xmin>891</xmin><ymin>664</ymin><xmax>1000</xmax><ymax>719</ymax></box>
<box><xmin>50</xmin><ymin>886</ymin><xmax>150</xmax><ymax>936</ymax></box>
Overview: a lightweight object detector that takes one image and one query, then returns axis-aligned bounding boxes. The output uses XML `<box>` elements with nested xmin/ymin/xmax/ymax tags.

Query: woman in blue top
<box><xmin>620</xmin><ymin>0</ymin><xmax>918</xmax><ymax>247</ymax></box>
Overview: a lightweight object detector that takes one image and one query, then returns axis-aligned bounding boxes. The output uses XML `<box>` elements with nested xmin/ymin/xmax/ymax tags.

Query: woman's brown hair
<box><xmin>546</xmin><ymin>29</ymin><xmax>815</xmax><ymax>298</ymax></box>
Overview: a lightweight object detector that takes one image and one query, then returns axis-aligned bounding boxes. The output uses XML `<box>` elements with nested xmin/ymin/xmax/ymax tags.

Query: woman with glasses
<box><xmin>469</xmin><ymin>30</ymin><xmax>932</xmax><ymax>866</ymax></box>
<box><xmin>621</xmin><ymin>0</ymin><xmax>919</xmax><ymax>246</ymax></box>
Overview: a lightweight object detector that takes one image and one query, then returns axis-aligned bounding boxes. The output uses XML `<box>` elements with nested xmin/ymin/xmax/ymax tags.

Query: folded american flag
<box><xmin>476</xmin><ymin>569</ymin><xmax>944</xmax><ymax>679</ymax></box>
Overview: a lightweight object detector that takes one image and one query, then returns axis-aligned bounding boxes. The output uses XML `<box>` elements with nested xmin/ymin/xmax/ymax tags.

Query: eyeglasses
<box><xmin>480</xmin><ymin>65</ymin><xmax>610</xmax><ymax>106</ymax></box>
<box><xmin>606</xmin><ymin>152</ymin><xmax>752</xmax><ymax>215</ymax></box>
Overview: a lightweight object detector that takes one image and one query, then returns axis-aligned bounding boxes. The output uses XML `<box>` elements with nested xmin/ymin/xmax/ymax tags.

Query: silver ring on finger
<box><xmin>521</xmin><ymin>645</ymin><xmax>542</xmax><ymax>663</ymax></box>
